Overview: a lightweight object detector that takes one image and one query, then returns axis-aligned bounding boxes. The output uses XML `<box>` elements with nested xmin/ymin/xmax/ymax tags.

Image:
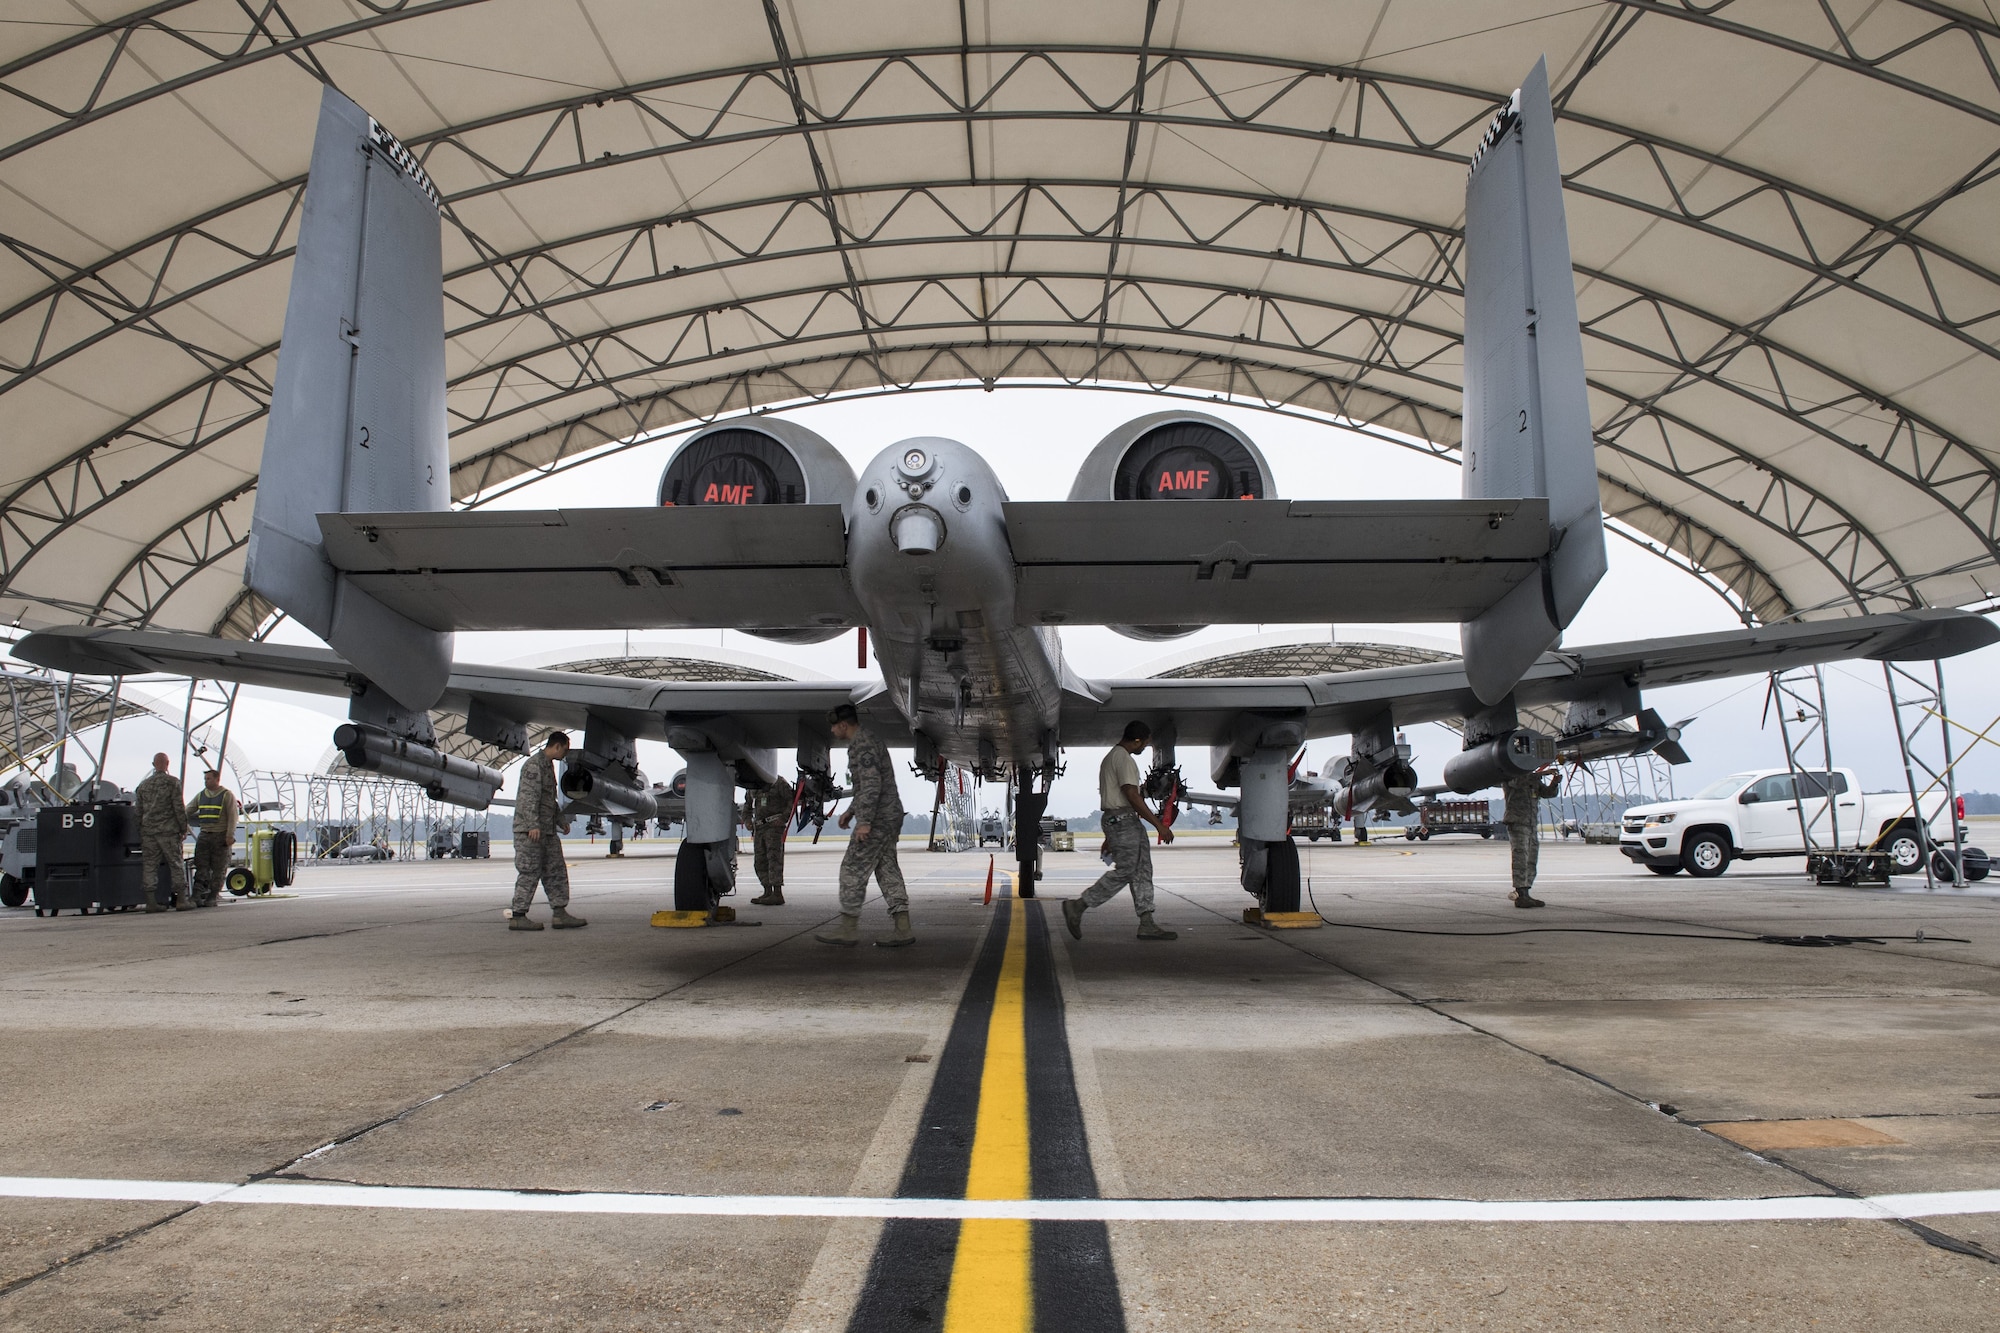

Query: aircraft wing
<box><xmin>10</xmin><ymin>626</ymin><xmax>898</xmax><ymax>751</ymax></box>
<box><xmin>1061</xmin><ymin>608</ymin><xmax>1997</xmax><ymax>747</ymax></box>
<box><xmin>315</xmin><ymin>506</ymin><xmax>863</xmax><ymax>633</ymax></box>
<box><xmin>1005</xmin><ymin>499</ymin><xmax>1550</xmax><ymax>626</ymax></box>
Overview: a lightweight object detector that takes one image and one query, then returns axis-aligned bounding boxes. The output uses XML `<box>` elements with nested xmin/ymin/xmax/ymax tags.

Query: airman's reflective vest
<box><xmin>194</xmin><ymin>792</ymin><xmax>228</xmax><ymax>828</ymax></box>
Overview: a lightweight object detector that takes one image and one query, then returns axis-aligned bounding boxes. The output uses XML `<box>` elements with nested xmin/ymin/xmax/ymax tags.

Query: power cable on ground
<box><xmin>1301</xmin><ymin>878</ymin><xmax>1967</xmax><ymax>947</ymax></box>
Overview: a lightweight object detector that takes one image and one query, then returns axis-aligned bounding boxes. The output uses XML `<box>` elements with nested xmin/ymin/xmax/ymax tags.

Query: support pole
<box><xmin>1767</xmin><ymin>665</ymin><xmax>1839</xmax><ymax>879</ymax></box>
<box><xmin>1883</xmin><ymin>660</ymin><xmax>1967</xmax><ymax>888</ymax></box>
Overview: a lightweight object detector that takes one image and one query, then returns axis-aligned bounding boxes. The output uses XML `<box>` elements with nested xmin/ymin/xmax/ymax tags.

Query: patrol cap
<box><xmin>829</xmin><ymin>703</ymin><xmax>859</xmax><ymax>725</ymax></box>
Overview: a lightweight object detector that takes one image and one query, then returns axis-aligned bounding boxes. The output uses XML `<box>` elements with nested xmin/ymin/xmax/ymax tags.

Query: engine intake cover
<box><xmin>1068</xmin><ymin>411</ymin><xmax>1277</xmax><ymax>640</ymax></box>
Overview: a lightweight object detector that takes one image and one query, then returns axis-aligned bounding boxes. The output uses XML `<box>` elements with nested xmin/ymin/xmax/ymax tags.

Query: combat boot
<box><xmin>1062</xmin><ymin>898</ymin><xmax>1085</xmax><ymax>940</ymax></box>
<box><xmin>508</xmin><ymin>913</ymin><xmax>544</xmax><ymax>931</ymax></box>
<box><xmin>875</xmin><ymin>911</ymin><xmax>915</xmax><ymax>948</ymax></box>
<box><xmin>550</xmin><ymin>907</ymin><xmax>588</xmax><ymax>929</ymax></box>
<box><xmin>750</xmin><ymin>889</ymin><xmax>786</xmax><ymax>906</ymax></box>
<box><xmin>1136</xmin><ymin>913</ymin><xmax>1178</xmax><ymax>941</ymax></box>
<box><xmin>144</xmin><ymin>901</ymin><xmax>166</xmax><ymax>914</ymax></box>
<box><xmin>1510</xmin><ymin>889</ymin><xmax>1545</xmax><ymax>909</ymax></box>
<box><xmin>815</xmin><ymin>913</ymin><xmax>860</xmax><ymax>947</ymax></box>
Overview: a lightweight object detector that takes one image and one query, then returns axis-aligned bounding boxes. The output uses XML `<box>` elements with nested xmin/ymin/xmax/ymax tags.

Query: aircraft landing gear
<box><xmin>673</xmin><ymin>839</ymin><xmax>736</xmax><ymax>912</ymax></box>
<box><xmin>1011</xmin><ymin>766</ymin><xmax>1052</xmax><ymax>899</ymax></box>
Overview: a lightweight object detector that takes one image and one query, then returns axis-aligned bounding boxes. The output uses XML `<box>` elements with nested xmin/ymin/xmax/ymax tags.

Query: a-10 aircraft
<box><xmin>17</xmin><ymin>64</ymin><xmax>1996</xmax><ymax>914</ymax></box>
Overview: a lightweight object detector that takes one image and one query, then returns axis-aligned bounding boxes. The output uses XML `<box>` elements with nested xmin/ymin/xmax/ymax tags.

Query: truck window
<box><xmin>1693</xmin><ymin>773</ymin><xmax>1758</xmax><ymax>800</ymax></box>
<box><xmin>1746</xmin><ymin>775</ymin><xmax>1794</xmax><ymax>803</ymax></box>
<box><xmin>1792</xmin><ymin>771</ymin><xmax>1848</xmax><ymax>797</ymax></box>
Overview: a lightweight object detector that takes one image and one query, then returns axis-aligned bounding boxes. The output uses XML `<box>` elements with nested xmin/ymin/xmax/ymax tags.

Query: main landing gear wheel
<box><xmin>673</xmin><ymin>840</ymin><xmax>718</xmax><ymax>912</ymax></box>
<box><xmin>1263</xmin><ymin>838</ymin><xmax>1302</xmax><ymax>914</ymax></box>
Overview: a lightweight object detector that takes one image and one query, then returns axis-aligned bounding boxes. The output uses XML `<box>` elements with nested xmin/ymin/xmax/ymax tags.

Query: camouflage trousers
<box><xmin>1080</xmin><ymin>810</ymin><xmax>1155</xmax><ymax>916</ymax></box>
<box><xmin>511</xmin><ymin>833</ymin><xmax>571</xmax><ymax>913</ymax></box>
<box><xmin>838</xmin><ymin>824</ymin><xmax>907</xmax><ymax>915</ymax></box>
<box><xmin>140</xmin><ymin>832</ymin><xmax>185</xmax><ymax>904</ymax></box>
<box><xmin>191</xmin><ymin>832</ymin><xmax>231</xmax><ymax>902</ymax></box>
<box><xmin>1504</xmin><ymin>779</ymin><xmax>1541</xmax><ymax>891</ymax></box>
<box><xmin>752</xmin><ymin>822</ymin><xmax>786</xmax><ymax>891</ymax></box>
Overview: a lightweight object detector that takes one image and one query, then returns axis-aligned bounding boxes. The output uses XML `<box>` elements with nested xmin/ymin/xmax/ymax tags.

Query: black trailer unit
<box><xmin>32</xmin><ymin>802</ymin><xmax>147</xmax><ymax>916</ymax></box>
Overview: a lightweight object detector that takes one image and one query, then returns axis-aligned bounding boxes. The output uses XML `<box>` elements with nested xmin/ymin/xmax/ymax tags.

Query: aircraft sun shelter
<box><xmin>2</xmin><ymin>0</ymin><xmax>1998</xmax><ymax>646</ymax></box>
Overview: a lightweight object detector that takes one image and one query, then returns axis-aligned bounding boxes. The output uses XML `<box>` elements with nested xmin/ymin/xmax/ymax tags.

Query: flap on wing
<box><xmin>316</xmin><ymin>506</ymin><xmax>863</xmax><ymax>633</ymax></box>
<box><xmin>321</xmin><ymin>505</ymin><xmax>849</xmax><ymax>571</ymax></box>
<box><xmin>1006</xmin><ymin>499</ymin><xmax>1549</xmax><ymax>564</ymax></box>
<box><xmin>1006</xmin><ymin>499</ymin><xmax>1548</xmax><ymax>627</ymax></box>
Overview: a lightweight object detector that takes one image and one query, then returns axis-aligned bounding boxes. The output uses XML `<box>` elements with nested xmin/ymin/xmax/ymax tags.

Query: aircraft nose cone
<box><xmin>892</xmin><ymin>505</ymin><xmax>945</xmax><ymax>554</ymax></box>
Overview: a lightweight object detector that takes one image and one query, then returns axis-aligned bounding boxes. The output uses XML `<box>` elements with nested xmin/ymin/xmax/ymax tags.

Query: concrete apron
<box><xmin>2</xmin><ymin>837</ymin><xmax>1997</xmax><ymax>1330</ymax></box>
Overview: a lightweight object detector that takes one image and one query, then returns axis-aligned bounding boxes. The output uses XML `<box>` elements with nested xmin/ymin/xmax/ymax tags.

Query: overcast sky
<box><xmin>71</xmin><ymin>386</ymin><xmax>2000</xmax><ymax>816</ymax></box>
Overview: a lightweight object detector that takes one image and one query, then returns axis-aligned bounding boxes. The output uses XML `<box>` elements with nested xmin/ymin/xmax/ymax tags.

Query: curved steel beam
<box><xmin>9</xmin><ymin>42</ymin><xmax>1993</xmax><ymax>367</ymax></box>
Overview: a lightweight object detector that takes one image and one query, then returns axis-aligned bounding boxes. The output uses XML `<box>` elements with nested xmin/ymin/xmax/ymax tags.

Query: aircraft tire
<box><xmin>0</xmin><ymin>873</ymin><xmax>25</xmax><ymax>908</ymax></box>
<box><xmin>1264</xmin><ymin>838</ymin><xmax>1302</xmax><ymax>913</ymax></box>
<box><xmin>673</xmin><ymin>840</ymin><xmax>715</xmax><ymax>911</ymax></box>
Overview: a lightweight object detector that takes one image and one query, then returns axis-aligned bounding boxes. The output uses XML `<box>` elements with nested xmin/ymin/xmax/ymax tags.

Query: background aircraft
<box><xmin>16</xmin><ymin>66</ymin><xmax>1996</xmax><ymax>913</ymax></box>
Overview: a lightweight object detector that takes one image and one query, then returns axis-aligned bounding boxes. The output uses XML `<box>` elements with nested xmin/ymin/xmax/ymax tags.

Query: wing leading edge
<box><xmin>11</xmin><ymin>626</ymin><xmax>899</xmax><ymax>753</ymax></box>
<box><xmin>1062</xmin><ymin>609</ymin><xmax>1998</xmax><ymax>748</ymax></box>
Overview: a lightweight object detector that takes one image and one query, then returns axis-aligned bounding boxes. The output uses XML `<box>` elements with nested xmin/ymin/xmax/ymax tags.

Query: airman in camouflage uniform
<box><xmin>509</xmin><ymin>732</ymin><xmax>586</xmax><ymax>931</ymax></box>
<box><xmin>744</xmin><ymin>776</ymin><xmax>794</xmax><ymax>906</ymax></box>
<box><xmin>134</xmin><ymin>752</ymin><xmax>187</xmax><ymax>912</ymax></box>
<box><xmin>184</xmin><ymin>770</ymin><xmax>236</xmax><ymax>908</ymax></box>
<box><xmin>1504</xmin><ymin>770</ymin><xmax>1562</xmax><ymax>908</ymax></box>
<box><xmin>818</xmin><ymin>705</ymin><xmax>912</xmax><ymax>947</ymax></box>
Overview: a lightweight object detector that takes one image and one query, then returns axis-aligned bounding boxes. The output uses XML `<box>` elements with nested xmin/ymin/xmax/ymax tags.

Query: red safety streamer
<box><xmin>983</xmin><ymin>853</ymin><xmax>995</xmax><ymax>905</ymax></box>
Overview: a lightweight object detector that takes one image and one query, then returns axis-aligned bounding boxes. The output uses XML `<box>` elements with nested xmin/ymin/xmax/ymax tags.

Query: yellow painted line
<box><xmin>1007</xmin><ymin>870</ymin><xmax>1019</xmax><ymax>898</ymax></box>
<box><xmin>942</xmin><ymin>904</ymin><xmax>1032</xmax><ymax>1332</ymax></box>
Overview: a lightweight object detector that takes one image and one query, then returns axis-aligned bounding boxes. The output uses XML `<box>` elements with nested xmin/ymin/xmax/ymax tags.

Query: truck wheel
<box><xmin>1647</xmin><ymin>864</ymin><xmax>1681</xmax><ymax>876</ymax></box>
<box><xmin>1682</xmin><ymin>832</ymin><xmax>1731</xmax><ymax>878</ymax></box>
<box><xmin>1885</xmin><ymin>828</ymin><xmax>1924</xmax><ymax>876</ymax></box>
<box><xmin>0</xmin><ymin>873</ymin><xmax>25</xmax><ymax>907</ymax></box>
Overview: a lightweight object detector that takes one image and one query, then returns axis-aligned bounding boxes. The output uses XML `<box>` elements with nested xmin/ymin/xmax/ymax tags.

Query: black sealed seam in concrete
<box><xmin>1024</xmin><ymin>899</ymin><xmax>1128</xmax><ymax>1332</ymax></box>
<box><xmin>844</xmin><ymin>899</ymin><xmax>1127</xmax><ymax>1332</ymax></box>
<box><xmin>846</xmin><ymin>898</ymin><xmax>1010</xmax><ymax>1332</ymax></box>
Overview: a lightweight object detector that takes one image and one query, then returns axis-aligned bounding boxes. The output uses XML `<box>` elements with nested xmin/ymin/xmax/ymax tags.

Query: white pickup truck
<box><xmin>1619</xmin><ymin>768</ymin><xmax>1966</xmax><ymax>879</ymax></box>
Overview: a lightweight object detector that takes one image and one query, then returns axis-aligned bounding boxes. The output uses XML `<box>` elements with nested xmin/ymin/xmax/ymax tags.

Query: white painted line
<box><xmin>2</xmin><ymin>1177</ymin><xmax>1997</xmax><ymax>1223</ymax></box>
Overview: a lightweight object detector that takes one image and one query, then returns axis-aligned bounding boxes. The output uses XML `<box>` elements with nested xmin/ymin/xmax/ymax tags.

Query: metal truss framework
<box><xmin>5</xmin><ymin>14</ymin><xmax>1998</xmax><ymax>636</ymax></box>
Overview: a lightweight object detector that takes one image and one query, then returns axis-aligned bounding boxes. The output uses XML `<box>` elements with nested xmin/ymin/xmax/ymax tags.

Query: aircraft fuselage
<box><xmin>844</xmin><ymin>439</ymin><xmax>1067</xmax><ymax>774</ymax></box>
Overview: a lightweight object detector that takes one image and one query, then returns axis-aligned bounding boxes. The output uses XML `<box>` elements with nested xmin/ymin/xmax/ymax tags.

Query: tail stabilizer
<box><xmin>246</xmin><ymin>85</ymin><xmax>452</xmax><ymax>710</ymax></box>
<box><xmin>1459</xmin><ymin>58</ymin><xmax>1606</xmax><ymax>705</ymax></box>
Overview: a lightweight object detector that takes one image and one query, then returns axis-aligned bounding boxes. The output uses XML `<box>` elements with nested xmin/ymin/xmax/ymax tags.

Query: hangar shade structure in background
<box><xmin>3</xmin><ymin>1</ymin><xmax>1997</xmax><ymax>642</ymax></box>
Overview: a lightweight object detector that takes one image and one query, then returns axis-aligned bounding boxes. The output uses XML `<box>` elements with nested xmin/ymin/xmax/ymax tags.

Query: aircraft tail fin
<box><xmin>245</xmin><ymin>85</ymin><xmax>453</xmax><ymax>710</ymax></box>
<box><xmin>1459</xmin><ymin>58</ymin><xmax>1606</xmax><ymax>705</ymax></box>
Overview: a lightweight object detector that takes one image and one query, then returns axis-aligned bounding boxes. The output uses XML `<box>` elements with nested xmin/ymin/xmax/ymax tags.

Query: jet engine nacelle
<box><xmin>333</xmin><ymin>722</ymin><xmax>505</xmax><ymax>810</ymax></box>
<box><xmin>1441</xmin><ymin>729</ymin><xmax>1557</xmax><ymax>795</ymax></box>
<box><xmin>1067</xmin><ymin>411</ymin><xmax>1278</xmax><ymax>641</ymax></box>
<box><xmin>657</xmin><ymin>419</ymin><xmax>859</xmax><ymax>644</ymax></box>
